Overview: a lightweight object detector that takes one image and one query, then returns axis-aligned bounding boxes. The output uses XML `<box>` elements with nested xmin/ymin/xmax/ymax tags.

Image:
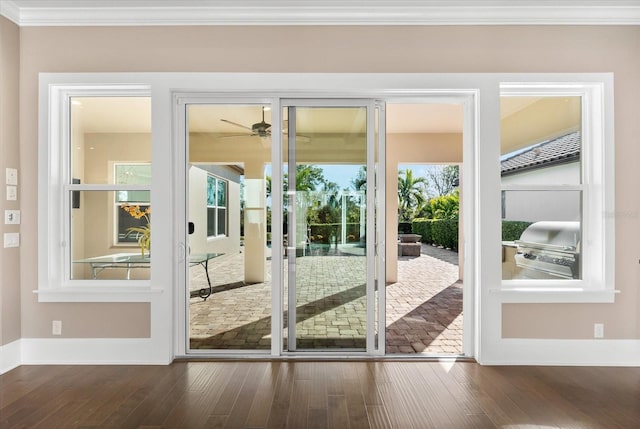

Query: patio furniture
<box><xmin>73</xmin><ymin>252</ymin><xmax>223</xmax><ymax>299</ymax></box>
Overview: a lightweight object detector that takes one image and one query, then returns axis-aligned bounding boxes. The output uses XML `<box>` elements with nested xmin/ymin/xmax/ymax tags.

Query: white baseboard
<box><xmin>0</xmin><ymin>339</ymin><xmax>22</xmax><ymax>374</ymax></box>
<box><xmin>4</xmin><ymin>338</ymin><xmax>640</xmax><ymax>371</ymax></box>
<box><xmin>480</xmin><ymin>339</ymin><xmax>640</xmax><ymax>366</ymax></box>
<box><xmin>18</xmin><ymin>338</ymin><xmax>171</xmax><ymax>366</ymax></box>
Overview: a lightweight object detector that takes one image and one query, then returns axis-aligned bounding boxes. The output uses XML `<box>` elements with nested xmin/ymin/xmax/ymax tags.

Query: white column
<box><xmin>243</xmin><ymin>160</ymin><xmax>266</xmax><ymax>283</ymax></box>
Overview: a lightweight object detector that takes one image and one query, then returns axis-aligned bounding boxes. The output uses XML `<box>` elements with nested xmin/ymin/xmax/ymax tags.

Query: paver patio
<box><xmin>189</xmin><ymin>243</ymin><xmax>462</xmax><ymax>355</ymax></box>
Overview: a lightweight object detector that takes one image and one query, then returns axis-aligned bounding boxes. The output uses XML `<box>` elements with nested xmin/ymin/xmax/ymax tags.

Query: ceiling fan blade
<box><xmin>220</xmin><ymin>119</ymin><xmax>252</xmax><ymax>131</ymax></box>
<box><xmin>218</xmin><ymin>133</ymin><xmax>257</xmax><ymax>139</ymax></box>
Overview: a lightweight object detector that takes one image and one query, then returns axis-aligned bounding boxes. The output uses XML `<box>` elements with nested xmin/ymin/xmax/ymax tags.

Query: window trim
<box><xmin>36</xmin><ymin>73</ymin><xmax>614</xmax><ymax>308</ymax></box>
<box><xmin>206</xmin><ymin>173</ymin><xmax>228</xmax><ymax>239</ymax></box>
<box><xmin>37</xmin><ymin>84</ymin><xmax>155</xmax><ymax>301</ymax></box>
<box><xmin>497</xmin><ymin>82</ymin><xmax>616</xmax><ymax>302</ymax></box>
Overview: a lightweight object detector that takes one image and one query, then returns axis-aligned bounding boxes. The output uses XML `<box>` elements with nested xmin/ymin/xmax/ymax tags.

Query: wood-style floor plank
<box><xmin>244</xmin><ymin>362</ymin><xmax>281</xmax><ymax>428</ymax></box>
<box><xmin>265</xmin><ymin>362</ymin><xmax>295</xmax><ymax>429</ymax></box>
<box><xmin>2</xmin><ymin>360</ymin><xmax>640</xmax><ymax>429</ymax></box>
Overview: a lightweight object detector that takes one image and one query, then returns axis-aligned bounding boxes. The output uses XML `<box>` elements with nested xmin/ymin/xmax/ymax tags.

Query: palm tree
<box><xmin>398</xmin><ymin>169</ymin><xmax>428</xmax><ymax>222</ymax></box>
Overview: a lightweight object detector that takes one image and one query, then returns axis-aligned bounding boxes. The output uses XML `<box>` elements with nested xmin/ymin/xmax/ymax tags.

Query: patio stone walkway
<box><xmin>386</xmin><ymin>245</ymin><xmax>462</xmax><ymax>354</ymax></box>
<box><xmin>189</xmin><ymin>244</ymin><xmax>462</xmax><ymax>355</ymax></box>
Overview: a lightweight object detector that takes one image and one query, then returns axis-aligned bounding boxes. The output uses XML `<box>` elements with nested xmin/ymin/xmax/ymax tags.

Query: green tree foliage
<box><xmin>397</xmin><ymin>169</ymin><xmax>428</xmax><ymax>222</ymax></box>
<box><xmin>351</xmin><ymin>165</ymin><xmax>367</xmax><ymax>191</ymax></box>
<box><xmin>417</xmin><ymin>190</ymin><xmax>459</xmax><ymax>220</ymax></box>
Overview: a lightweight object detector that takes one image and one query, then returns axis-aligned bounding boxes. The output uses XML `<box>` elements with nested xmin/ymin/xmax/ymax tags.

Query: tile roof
<box><xmin>501</xmin><ymin>131</ymin><xmax>581</xmax><ymax>176</ymax></box>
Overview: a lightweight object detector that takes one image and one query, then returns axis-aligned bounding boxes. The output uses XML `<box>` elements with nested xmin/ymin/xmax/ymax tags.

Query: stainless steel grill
<box><xmin>514</xmin><ymin>221</ymin><xmax>580</xmax><ymax>279</ymax></box>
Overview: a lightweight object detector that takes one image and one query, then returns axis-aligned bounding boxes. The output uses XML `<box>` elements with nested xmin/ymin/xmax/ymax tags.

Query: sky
<box><xmin>264</xmin><ymin>163</ymin><xmax>444</xmax><ymax>190</ymax></box>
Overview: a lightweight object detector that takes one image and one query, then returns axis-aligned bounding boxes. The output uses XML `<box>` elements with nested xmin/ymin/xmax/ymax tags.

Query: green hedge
<box><xmin>410</xmin><ymin>219</ymin><xmax>532</xmax><ymax>250</ymax></box>
<box><xmin>411</xmin><ymin>218</ymin><xmax>458</xmax><ymax>251</ymax></box>
<box><xmin>501</xmin><ymin>221</ymin><xmax>532</xmax><ymax>241</ymax></box>
<box><xmin>411</xmin><ymin>218</ymin><xmax>432</xmax><ymax>244</ymax></box>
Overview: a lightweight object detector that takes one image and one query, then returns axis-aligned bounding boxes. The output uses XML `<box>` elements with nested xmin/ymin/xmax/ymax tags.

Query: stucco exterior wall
<box><xmin>15</xmin><ymin>25</ymin><xmax>640</xmax><ymax>341</ymax></box>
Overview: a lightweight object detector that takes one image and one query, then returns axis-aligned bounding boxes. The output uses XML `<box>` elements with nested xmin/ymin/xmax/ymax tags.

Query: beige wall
<box><xmin>0</xmin><ymin>17</ymin><xmax>20</xmax><ymax>346</ymax></box>
<box><xmin>16</xmin><ymin>25</ymin><xmax>640</xmax><ymax>341</ymax></box>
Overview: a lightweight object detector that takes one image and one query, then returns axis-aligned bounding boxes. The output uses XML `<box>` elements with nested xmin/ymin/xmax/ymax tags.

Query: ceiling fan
<box><xmin>220</xmin><ymin>107</ymin><xmax>310</xmax><ymax>142</ymax></box>
<box><xmin>220</xmin><ymin>106</ymin><xmax>271</xmax><ymax>137</ymax></box>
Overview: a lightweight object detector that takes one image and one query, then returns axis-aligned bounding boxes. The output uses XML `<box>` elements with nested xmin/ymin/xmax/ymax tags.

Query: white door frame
<box><xmin>172</xmin><ymin>88</ymin><xmax>477</xmax><ymax>360</ymax></box>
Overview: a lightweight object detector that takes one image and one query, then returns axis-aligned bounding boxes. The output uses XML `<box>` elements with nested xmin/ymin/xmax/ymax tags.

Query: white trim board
<box><xmin>3</xmin><ymin>338</ymin><xmax>639</xmax><ymax>370</ymax></box>
<box><xmin>0</xmin><ymin>339</ymin><xmax>22</xmax><ymax>374</ymax></box>
<box><xmin>2</xmin><ymin>0</ymin><xmax>640</xmax><ymax>27</ymax></box>
<box><xmin>19</xmin><ymin>338</ymin><xmax>172</xmax><ymax>366</ymax></box>
<box><xmin>480</xmin><ymin>339</ymin><xmax>640</xmax><ymax>366</ymax></box>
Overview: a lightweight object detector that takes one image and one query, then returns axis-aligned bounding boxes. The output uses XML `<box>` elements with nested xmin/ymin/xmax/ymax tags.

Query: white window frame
<box><xmin>497</xmin><ymin>82</ymin><xmax>616</xmax><ymax>303</ymax></box>
<box><xmin>35</xmin><ymin>71</ymin><xmax>614</xmax><ymax>351</ymax></box>
<box><xmin>206</xmin><ymin>173</ymin><xmax>228</xmax><ymax>239</ymax></box>
<box><xmin>37</xmin><ymin>83</ymin><xmax>158</xmax><ymax>302</ymax></box>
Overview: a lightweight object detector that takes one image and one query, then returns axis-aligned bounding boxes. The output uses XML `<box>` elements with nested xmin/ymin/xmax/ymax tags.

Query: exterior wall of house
<box><xmin>188</xmin><ymin>165</ymin><xmax>242</xmax><ymax>258</ymax></box>
<box><xmin>501</xmin><ymin>162</ymin><xmax>580</xmax><ymax>222</ymax></box>
<box><xmin>0</xmin><ymin>16</ymin><xmax>21</xmax><ymax>347</ymax></box>
<box><xmin>15</xmin><ymin>25</ymin><xmax>640</xmax><ymax>342</ymax></box>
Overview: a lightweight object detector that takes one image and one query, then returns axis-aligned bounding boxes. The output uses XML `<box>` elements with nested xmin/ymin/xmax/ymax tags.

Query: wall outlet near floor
<box><xmin>594</xmin><ymin>323</ymin><xmax>604</xmax><ymax>338</ymax></box>
<box><xmin>52</xmin><ymin>320</ymin><xmax>62</xmax><ymax>336</ymax></box>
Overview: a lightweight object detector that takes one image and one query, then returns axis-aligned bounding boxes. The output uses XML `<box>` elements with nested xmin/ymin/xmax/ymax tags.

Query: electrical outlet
<box><xmin>52</xmin><ymin>320</ymin><xmax>62</xmax><ymax>336</ymax></box>
<box><xmin>594</xmin><ymin>323</ymin><xmax>604</xmax><ymax>338</ymax></box>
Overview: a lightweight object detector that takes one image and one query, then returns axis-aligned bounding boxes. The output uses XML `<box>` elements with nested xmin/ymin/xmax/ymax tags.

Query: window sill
<box><xmin>490</xmin><ymin>287</ymin><xmax>618</xmax><ymax>303</ymax></box>
<box><xmin>34</xmin><ymin>286</ymin><xmax>163</xmax><ymax>303</ymax></box>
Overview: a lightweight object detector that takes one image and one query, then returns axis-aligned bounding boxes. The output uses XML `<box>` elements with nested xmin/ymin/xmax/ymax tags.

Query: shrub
<box><xmin>502</xmin><ymin>221</ymin><xmax>532</xmax><ymax>241</ymax></box>
<box><xmin>411</xmin><ymin>218</ymin><xmax>432</xmax><ymax>244</ymax></box>
<box><xmin>430</xmin><ymin>219</ymin><xmax>459</xmax><ymax>251</ymax></box>
<box><xmin>411</xmin><ymin>218</ymin><xmax>458</xmax><ymax>250</ymax></box>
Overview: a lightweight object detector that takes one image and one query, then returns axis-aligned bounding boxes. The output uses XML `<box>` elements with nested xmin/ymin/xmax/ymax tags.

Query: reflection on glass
<box><xmin>70</xmin><ymin>191</ymin><xmax>151</xmax><ymax>280</ymax></box>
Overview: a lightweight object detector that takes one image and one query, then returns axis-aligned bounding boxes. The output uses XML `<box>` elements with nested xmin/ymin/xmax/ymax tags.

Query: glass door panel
<box><xmin>283</xmin><ymin>104</ymin><xmax>369</xmax><ymax>351</ymax></box>
<box><xmin>186</xmin><ymin>104</ymin><xmax>271</xmax><ymax>351</ymax></box>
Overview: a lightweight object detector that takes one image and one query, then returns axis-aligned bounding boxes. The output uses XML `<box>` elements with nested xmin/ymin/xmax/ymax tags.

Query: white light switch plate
<box><xmin>4</xmin><ymin>232</ymin><xmax>19</xmax><ymax>248</ymax></box>
<box><xmin>5</xmin><ymin>168</ymin><xmax>18</xmax><ymax>186</ymax></box>
<box><xmin>6</xmin><ymin>186</ymin><xmax>17</xmax><ymax>201</ymax></box>
<box><xmin>4</xmin><ymin>210</ymin><xmax>20</xmax><ymax>225</ymax></box>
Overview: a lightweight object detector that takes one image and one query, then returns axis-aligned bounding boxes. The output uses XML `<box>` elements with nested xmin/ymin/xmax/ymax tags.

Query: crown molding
<box><xmin>0</xmin><ymin>0</ymin><xmax>20</xmax><ymax>25</ymax></box>
<box><xmin>2</xmin><ymin>1</ymin><xmax>640</xmax><ymax>27</ymax></box>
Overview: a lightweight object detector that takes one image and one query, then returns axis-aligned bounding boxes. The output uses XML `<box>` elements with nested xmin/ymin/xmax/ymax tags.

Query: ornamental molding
<box><xmin>2</xmin><ymin>1</ymin><xmax>640</xmax><ymax>27</ymax></box>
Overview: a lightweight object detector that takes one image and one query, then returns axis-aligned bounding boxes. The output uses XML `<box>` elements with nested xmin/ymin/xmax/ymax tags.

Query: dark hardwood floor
<box><xmin>1</xmin><ymin>360</ymin><xmax>639</xmax><ymax>428</ymax></box>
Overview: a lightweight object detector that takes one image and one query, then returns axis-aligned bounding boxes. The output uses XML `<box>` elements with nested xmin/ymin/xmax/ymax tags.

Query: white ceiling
<box><xmin>2</xmin><ymin>0</ymin><xmax>639</xmax><ymax>26</ymax></box>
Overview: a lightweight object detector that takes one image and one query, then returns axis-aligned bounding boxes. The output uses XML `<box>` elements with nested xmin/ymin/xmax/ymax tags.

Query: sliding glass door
<box><xmin>280</xmin><ymin>100</ymin><xmax>385</xmax><ymax>353</ymax></box>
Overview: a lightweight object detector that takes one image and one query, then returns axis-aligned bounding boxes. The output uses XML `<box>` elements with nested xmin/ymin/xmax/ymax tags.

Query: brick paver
<box><xmin>189</xmin><ymin>243</ymin><xmax>463</xmax><ymax>355</ymax></box>
<box><xmin>386</xmin><ymin>244</ymin><xmax>462</xmax><ymax>355</ymax></box>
